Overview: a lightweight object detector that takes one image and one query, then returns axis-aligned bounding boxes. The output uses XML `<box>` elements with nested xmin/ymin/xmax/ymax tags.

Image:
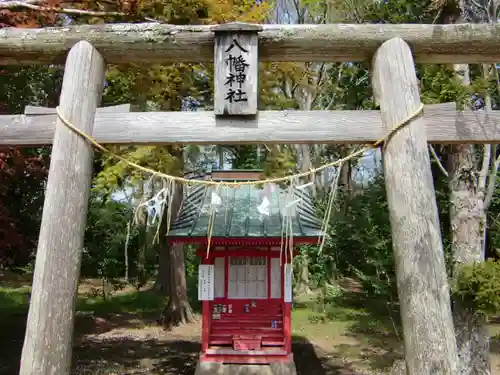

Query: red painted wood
<box><xmin>198</xmin><ymin>246</ymin><xmax>297</xmax><ymax>363</ymax></box>
<box><xmin>196</xmin><ymin>248</ymin><xmax>299</xmax><ymax>259</ymax></box>
<box><xmin>209</xmin><ymin>337</ymin><xmax>285</xmax><ymax>345</ymax></box>
<box><xmin>210</xmin><ymin>299</ymin><xmax>282</xmax><ymax>311</ymax></box>
<box><xmin>170</xmin><ymin>236</ymin><xmax>319</xmax><ymax>246</ymax></box>
<box><xmin>209</xmin><ymin>298</ymin><xmax>284</xmax><ymax>354</ymax></box>
<box><xmin>283</xmin><ymin>303</ymin><xmax>292</xmax><ymax>353</ymax></box>
<box><xmin>224</xmin><ymin>253</ymin><xmax>229</xmax><ymax>298</ymax></box>
<box><xmin>267</xmin><ymin>251</ymin><xmax>272</xmax><ymax>299</ymax></box>
<box><xmin>210</xmin><ymin>332</ymin><xmax>283</xmax><ymax>338</ymax></box>
<box><xmin>206</xmin><ymin>348</ymin><xmax>285</xmax><ymax>356</ymax></box>
<box><xmin>262</xmin><ymin>339</ymin><xmax>285</xmax><ymax>346</ymax></box>
<box><xmin>233</xmin><ymin>336</ymin><xmax>262</xmax><ymax>351</ymax></box>
<box><xmin>281</xmin><ymin>255</ymin><xmax>292</xmax><ymax>353</ymax></box>
<box><xmin>281</xmin><ymin>257</ymin><xmax>285</xmax><ymax>317</ymax></box>
<box><xmin>199</xmin><ymin>352</ymin><xmax>294</xmax><ymax>364</ymax></box>
<box><xmin>201</xmin><ymin>255</ymin><xmax>212</xmax><ymax>352</ymax></box>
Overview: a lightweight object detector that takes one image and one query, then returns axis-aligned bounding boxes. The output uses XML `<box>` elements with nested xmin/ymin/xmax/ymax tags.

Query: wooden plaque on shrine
<box><xmin>212</xmin><ymin>22</ymin><xmax>262</xmax><ymax>116</ymax></box>
<box><xmin>198</xmin><ymin>264</ymin><xmax>214</xmax><ymax>301</ymax></box>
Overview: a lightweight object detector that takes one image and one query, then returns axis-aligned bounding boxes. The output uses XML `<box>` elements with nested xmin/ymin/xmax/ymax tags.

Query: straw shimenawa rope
<box><xmin>55</xmin><ymin>103</ymin><xmax>425</xmax><ymax>187</ymax></box>
<box><xmin>56</xmin><ymin>104</ymin><xmax>424</xmax><ymax>260</ymax></box>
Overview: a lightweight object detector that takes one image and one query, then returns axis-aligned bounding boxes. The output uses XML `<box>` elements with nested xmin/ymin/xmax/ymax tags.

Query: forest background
<box><xmin>1</xmin><ymin>0</ymin><xmax>500</xmax><ymax>374</ymax></box>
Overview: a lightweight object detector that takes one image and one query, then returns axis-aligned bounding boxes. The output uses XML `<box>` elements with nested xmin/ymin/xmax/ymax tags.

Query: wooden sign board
<box><xmin>212</xmin><ymin>22</ymin><xmax>262</xmax><ymax>116</ymax></box>
<box><xmin>198</xmin><ymin>264</ymin><xmax>215</xmax><ymax>301</ymax></box>
<box><xmin>284</xmin><ymin>263</ymin><xmax>293</xmax><ymax>303</ymax></box>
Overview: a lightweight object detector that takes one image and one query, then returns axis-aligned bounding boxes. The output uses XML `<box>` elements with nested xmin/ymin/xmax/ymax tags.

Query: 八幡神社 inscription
<box><xmin>224</xmin><ymin>40</ymin><xmax>249</xmax><ymax>104</ymax></box>
<box><xmin>213</xmin><ymin>24</ymin><xmax>260</xmax><ymax>116</ymax></box>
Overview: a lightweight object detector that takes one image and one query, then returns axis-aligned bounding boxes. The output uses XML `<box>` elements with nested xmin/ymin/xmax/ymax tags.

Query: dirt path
<box><xmin>1</xmin><ymin>276</ymin><xmax>498</xmax><ymax>375</ymax></box>
<box><xmin>70</xmin><ymin>315</ymin><xmax>369</xmax><ymax>375</ymax></box>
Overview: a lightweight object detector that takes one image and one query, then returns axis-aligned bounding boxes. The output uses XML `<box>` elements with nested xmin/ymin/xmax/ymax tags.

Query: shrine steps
<box><xmin>216</xmin><ymin>319</ymin><xmax>283</xmax><ymax>325</ymax></box>
<box><xmin>198</xmin><ymin>351</ymin><xmax>295</xmax><ymax>367</ymax></box>
<box><xmin>206</xmin><ymin>348</ymin><xmax>287</xmax><ymax>356</ymax></box>
<box><xmin>209</xmin><ymin>331</ymin><xmax>284</xmax><ymax>337</ymax></box>
<box><xmin>212</xmin><ymin>324</ymin><xmax>283</xmax><ymax>330</ymax></box>
<box><xmin>214</xmin><ymin>317</ymin><xmax>281</xmax><ymax>323</ymax></box>
<box><xmin>208</xmin><ymin>300</ymin><xmax>285</xmax><ymax>356</ymax></box>
<box><xmin>210</xmin><ymin>336</ymin><xmax>285</xmax><ymax>346</ymax></box>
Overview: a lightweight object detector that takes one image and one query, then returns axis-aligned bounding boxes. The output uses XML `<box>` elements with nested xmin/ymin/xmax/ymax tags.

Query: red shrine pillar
<box><xmin>282</xmin><ymin>248</ymin><xmax>293</xmax><ymax>355</ymax></box>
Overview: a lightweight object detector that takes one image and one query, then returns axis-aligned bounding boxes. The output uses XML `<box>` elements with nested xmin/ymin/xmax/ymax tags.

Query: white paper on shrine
<box><xmin>257</xmin><ymin>196</ymin><xmax>270</xmax><ymax>216</ymax></box>
<box><xmin>198</xmin><ymin>264</ymin><xmax>215</xmax><ymax>301</ymax></box>
<box><xmin>284</xmin><ymin>263</ymin><xmax>293</xmax><ymax>303</ymax></box>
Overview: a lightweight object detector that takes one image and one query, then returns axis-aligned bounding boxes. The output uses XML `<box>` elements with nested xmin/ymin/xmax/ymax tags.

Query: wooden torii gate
<box><xmin>2</xmin><ymin>21</ymin><xmax>500</xmax><ymax>375</ymax></box>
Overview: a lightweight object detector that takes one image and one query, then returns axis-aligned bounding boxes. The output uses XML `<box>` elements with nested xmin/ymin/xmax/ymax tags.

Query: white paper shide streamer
<box><xmin>257</xmin><ymin>183</ymin><xmax>275</xmax><ymax>221</ymax></box>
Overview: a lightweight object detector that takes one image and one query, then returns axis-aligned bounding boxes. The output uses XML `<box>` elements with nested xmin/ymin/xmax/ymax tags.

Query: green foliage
<box><xmin>451</xmin><ymin>259</ymin><xmax>500</xmax><ymax>317</ymax></box>
<box><xmin>0</xmin><ymin>66</ymin><xmax>63</xmax><ymax>114</ymax></box>
<box><xmin>82</xmin><ymin>194</ymin><xmax>139</xmax><ymax>280</ymax></box>
<box><xmin>322</xmin><ymin>175</ymin><xmax>395</xmax><ymax>295</ymax></box>
<box><xmin>262</xmin><ymin>146</ymin><xmax>297</xmax><ymax>181</ymax></box>
<box><xmin>227</xmin><ymin>145</ymin><xmax>262</xmax><ymax>169</ymax></box>
<box><xmin>419</xmin><ymin>64</ymin><xmax>470</xmax><ymax>106</ymax></box>
<box><xmin>0</xmin><ymin>65</ymin><xmax>61</xmax><ymax>268</ymax></box>
<box><xmin>184</xmin><ymin>245</ymin><xmax>200</xmax><ymax>279</ymax></box>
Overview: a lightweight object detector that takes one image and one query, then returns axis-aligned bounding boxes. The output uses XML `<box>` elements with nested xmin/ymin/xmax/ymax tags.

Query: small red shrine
<box><xmin>167</xmin><ymin>170</ymin><xmax>324</xmax><ymax>373</ymax></box>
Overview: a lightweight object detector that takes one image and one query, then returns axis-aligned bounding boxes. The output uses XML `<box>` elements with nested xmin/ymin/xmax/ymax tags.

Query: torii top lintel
<box><xmin>2</xmin><ymin>23</ymin><xmax>500</xmax><ymax>65</ymax></box>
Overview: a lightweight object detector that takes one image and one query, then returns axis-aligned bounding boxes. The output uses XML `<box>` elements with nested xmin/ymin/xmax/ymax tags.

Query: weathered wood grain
<box><xmin>213</xmin><ymin>23</ymin><xmax>261</xmax><ymax>115</ymax></box>
<box><xmin>2</xmin><ymin>103</ymin><xmax>500</xmax><ymax>145</ymax></box>
<box><xmin>372</xmin><ymin>37</ymin><xmax>458</xmax><ymax>374</ymax></box>
<box><xmin>3</xmin><ymin>22</ymin><xmax>500</xmax><ymax>65</ymax></box>
<box><xmin>24</xmin><ymin>103</ymin><xmax>131</xmax><ymax>115</ymax></box>
<box><xmin>19</xmin><ymin>41</ymin><xmax>107</xmax><ymax>375</ymax></box>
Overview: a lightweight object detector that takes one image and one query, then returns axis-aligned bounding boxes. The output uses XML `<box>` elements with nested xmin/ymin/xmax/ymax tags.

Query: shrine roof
<box><xmin>167</xmin><ymin>170</ymin><xmax>324</xmax><ymax>242</ymax></box>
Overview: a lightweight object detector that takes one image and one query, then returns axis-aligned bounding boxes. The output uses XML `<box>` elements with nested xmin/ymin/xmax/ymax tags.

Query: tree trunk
<box><xmin>340</xmin><ymin>156</ymin><xmax>352</xmax><ymax>194</ymax></box>
<box><xmin>453</xmin><ymin>299</ymin><xmax>491</xmax><ymax>375</ymax></box>
<box><xmin>124</xmin><ymin>221</ymin><xmax>130</xmax><ymax>281</ymax></box>
<box><xmin>447</xmin><ymin>53</ymin><xmax>491</xmax><ymax>374</ymax></box>
<box><xmin>135</xmin><ymin>180</ymin><xmax>149</xmax><ymax>289</ymax></box>
<box><xmin>295</xmin><ymin>251</ymin><xmax>311</xmax><ymax>296</ymax></box>
<box><xmin>154</xmin><ymin>245</ymin><xmax>169</xmax><ymax>295</ymax></box>
<box><xmin>339</xmin><ymin>153</ymin><xmax>353</xmax><ymax>214</ymax></box>
<box><xmin>160</xmin><ymin>241</ymin><xmax>196</xmax><ymax>329</ymax></box>
<box><xmin>154</xmin><ymin>176</ymin><xmax>182</xmax><ymax>295</ymax></box>
<box><xmin>448</xmin><ymin>142</ymin><xmax>490</xmax><ymax>375</ymax></box>
<box><xmin>157</xmin><ymin>153</ymin><xmax>195</xmax><ymax>327</ymax></box>
<box><xmin>436</xmin><ymin>3</ymin><xmax>492</xmax><ymax>371</ymax></box>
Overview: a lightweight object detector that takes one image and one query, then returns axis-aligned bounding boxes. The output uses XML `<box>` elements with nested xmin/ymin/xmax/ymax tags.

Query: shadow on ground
<box><xmin>0</xmin><ymin>314</ymin><xmax>365</xmax><ymax>375</ymax></box>
<box><xmin>0</xmin><ymin>284</ymin><xmax>360</xmax><ymax>375</ymax></box>
<box><xmin>339</xmin><ymin>293</ymin><xmax>403</xmax><ymax>370</ymax></box>
<box><xmin>0</xmin><ymin>312</ymin><xmax>186</xmax><ymax>375</ymax></box>
<box><xmin>293</xmin><ymin>335</ymin><xmax>369</xmax><ymax>375</ymax></box>
<box><xmin>0</xmin><ymin>286</ymin><xmax>177</xmax><ymax>375</ymax></box>
<box><xmin>299</xmin><ymin>290</ymin><xmax>404</xmax><ymax>372</ymax></box>
<box><xmin>72</xmin><ymin>338</ymin><xmax>199</xmax><ymax>375</ymax></box>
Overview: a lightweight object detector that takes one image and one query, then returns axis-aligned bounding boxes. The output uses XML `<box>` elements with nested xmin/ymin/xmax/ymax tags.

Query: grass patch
<box><xmin>0</xmin><ymin>282</ymin><xmax>167</xmax><ymax>318</ymax></box>
<box><xmin>76</xmin><ymin>290</ymin><xmax>166</xmax><ymax>316</ymax></box>
<box><xmin>291</xmin><ymin>291</ymin><xmax>405</xmax><ymax>373</ymax></box>
<box><xmin>0</xmin><ymin>285</ymin><xmax>30</xmax><ymax>315</ymax></box>
<box><xmin>292</xmin><ymin>306</ymin><xmax>352</xmax><ymax>343</ymax></box>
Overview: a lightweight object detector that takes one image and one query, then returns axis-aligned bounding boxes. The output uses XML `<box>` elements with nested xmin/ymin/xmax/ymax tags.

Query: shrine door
<box><xmin>228</xmin><ymin>255</ymin><xmax>267</xmax><ymax>299</ymax></box>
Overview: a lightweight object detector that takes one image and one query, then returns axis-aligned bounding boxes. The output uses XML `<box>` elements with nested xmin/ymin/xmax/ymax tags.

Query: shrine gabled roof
<box><xmin>167</xmin><ymin>172</ymin><xmax>324</xmax><ymax>241</ymax></box>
